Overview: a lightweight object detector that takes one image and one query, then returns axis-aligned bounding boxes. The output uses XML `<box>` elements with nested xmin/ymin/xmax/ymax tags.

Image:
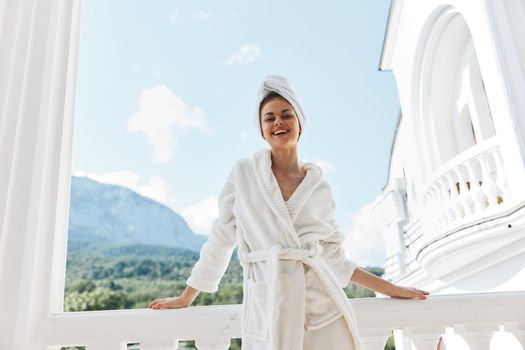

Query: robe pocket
<box><xmin>304</xmin><ymin>268</ymin><xmax>342</xmax><ymax>330</ymax></box>
<box><xmin>242</xmin><ymin>279</ymin><xmax>269</xmax><ymax>341</ymax></box>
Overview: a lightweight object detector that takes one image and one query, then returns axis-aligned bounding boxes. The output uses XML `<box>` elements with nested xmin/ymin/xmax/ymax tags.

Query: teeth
<box><xmin>273</xmin><ymin>130</ymin><xmax>287</xmax><ymax>135</ymax></box>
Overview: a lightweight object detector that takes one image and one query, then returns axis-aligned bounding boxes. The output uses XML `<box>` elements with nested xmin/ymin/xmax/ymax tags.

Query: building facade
<box><xmin>374</xmin><ymin>0</ymin><xmax>525</xmax><ymax>295</ymax></box>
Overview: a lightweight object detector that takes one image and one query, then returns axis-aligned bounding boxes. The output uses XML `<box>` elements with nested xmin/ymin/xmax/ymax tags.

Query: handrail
<box><xmin>422</xmin><ymin>136</ymin><xmax>500</xmax><ymax>198</ymax></box>
<box><xmin>37</xmin><ymin>291</ymin><xmax>525</xmax><ymax>349</ymax></box>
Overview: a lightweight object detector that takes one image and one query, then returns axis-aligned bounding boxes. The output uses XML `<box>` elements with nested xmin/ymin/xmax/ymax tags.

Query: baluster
<box><xmin>445</xmin><ymin>173</ymin><xmax>463</xmax><ymax>222</ymax></box>
<box><xmin>460</xmin><ymin>331</ymin><xmax>492</xmax><ymax>350</ymax></box>
<box><xmin>502</xmin><ymin>323</ymin><xmax>525</xmax><ymax>348</ymax></box>
<box><xmin>140</xmin><ymin>339</ymin><xmax>177</xmax><ymax>350</ymax></box>
<box><xmin>513</xmin><ymin>331</ymin><xmax>525</xmax><ymax>348</ymax></box>
<box><xmin>489</xmin><ymin>325</ymin><xmax>525</xmax><ymax>349</ymax></box>
<box><xmin>451</xmin><ymin>171</ymin><xmax>466</xmax><ymax>220</ymax></box>
<box><xmin>422</xmin><ymin>191</ymin><xmax>434</xmax><ymax>231</ymax></box>
<box><xmin>410</xmin><ymin>335</ymin><xmax>442</xmax><ymax>350</ymax></box>
<box><xmin>429</xmin><ymin>183</ymin><xmax>442</xmax><ymax>227</ymax></box>
<box><xmin>85</xmin><ymin>341</ymin><xmax>127</xmax><ymax>350</ymax></box>
<box><xmin>360</xmin><ymin>336</ymin><xmax>391</xmax><ymax>350</ymax></box>
<box><xmin>194</xmin><ymin>337</ymin><xmax>231</xmax><ymax>350</ymax></box>
<box><xmin>443</xmin><ymin>327</ymin><xmax>474</xmax><ymax>350</ymax></box>
<box><xmin>434</xmin><ymin>184</ymin><xmax>445</xmax><ymax>227</ymax></box>
<box><xmin>455</xmin><ymin>166</ymin><xmax>475</xmax><ymax>217</ymax></box>
<box><xmin>465</xmin><ymin>158</ymin><xmax>488</xmax><ymax>213</ymax></box>
<box><xmin>441</xmin><ymin>176</ymin><xmax>455</xmax><ymax>224</ymax></box>
<box><xmin>453</xmin><ymin>324</ymin><xmax>495</xmax><ymax>350</ymax></box>
<box><xmin>479</xmin><ymin>153</ymin><xmax>501</xmax><ymax>208</ymax></box>
<box><xmin>427</xmin><ymin>186</ymin><xmax>439</xmax><ymax>229</ymax></box>
<box><xmin>437</xmin><ymin>179</ymin><xmax>450</xmax><ymax>227</ymax></box>
<box><xmin>490</xmin><ymin>148</ymin><xmax>510</xmax><ymax>203</ymax></box>
<box><xmin>403</xmin><ymin>327</ymin><xmax>443</xmax><ymax>350</ymax></box>
<box><xmin>392</xmin><ymin>329</ymin><xmax>414</xmax><ymax>350</ymax></box>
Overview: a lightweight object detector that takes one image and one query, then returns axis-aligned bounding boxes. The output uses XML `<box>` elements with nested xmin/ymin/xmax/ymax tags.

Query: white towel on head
<box><xmin>255</xmin><ymin>75</ymin><xmax>306</xmax><ymax>138</ymax></box>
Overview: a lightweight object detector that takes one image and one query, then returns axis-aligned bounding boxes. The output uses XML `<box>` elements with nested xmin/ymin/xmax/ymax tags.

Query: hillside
<box><xmin>69</xmin><ymin>176</ymin><xmax>206</xmax><ymax>251</ymax></box>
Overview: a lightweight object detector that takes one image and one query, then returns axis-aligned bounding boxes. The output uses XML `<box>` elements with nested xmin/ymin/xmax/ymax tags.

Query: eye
<box><xmin>265</xmin><ymin>117</ymin><xmax>275</xmax><ymax>122</ymax></box>
<box><xmin>282</xmin><ymin>114</ymin><xmax>293</xmax><ymax>119</ymax></box>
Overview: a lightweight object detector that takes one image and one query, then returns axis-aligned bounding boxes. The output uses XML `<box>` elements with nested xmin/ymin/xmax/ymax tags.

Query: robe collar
<box><xmin>252</xmin><ymin>148</ymin><xmax>323</xmax><ymax>245</ymax></box>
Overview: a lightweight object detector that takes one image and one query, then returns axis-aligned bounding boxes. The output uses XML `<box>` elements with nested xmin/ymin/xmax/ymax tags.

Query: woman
<box><xmin>149</xmin><ymin>75</ymin><xmax>429</xmax><ymax>349</ymax></box>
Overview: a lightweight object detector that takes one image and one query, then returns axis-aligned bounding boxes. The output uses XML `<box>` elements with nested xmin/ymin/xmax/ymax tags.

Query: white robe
<box><xmin>187</xmin><ymin>148</ymin><xmax>362</xmax><ymax>349</ymax></box>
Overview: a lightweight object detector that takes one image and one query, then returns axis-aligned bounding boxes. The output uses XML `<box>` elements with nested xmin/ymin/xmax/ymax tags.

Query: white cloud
<box><xmin>126</xmin><ymin>85</ymin><xmax>210</xmax><ymax>162</ymax></box>
<box><xmin>169</xmin><ymin>9</ymin><xmax>180</xmax><ymax>21</ymax></box>
<box><xmin>312</xmin><ymin>160</ymin><xmax>336</xmax><ymax>174</ymax></box>
<box><xmin>342</xmin><ymin>203</ymin><xmax>386</xmax><ymax>267</ymax></box>
<box><xmin>181</xmin><ymin>196</ymin><xmax>219</xmax><ymax>235</ymax></box>
<box><xmin>72</xmin><ymin>170</ymin><xmax>179</xmax><ymax>209</ymax></box>
<box><xmin>240</xmin><ymin>130</ymin><xmax>248</xmax><ymax>142</ymax></box>
<box><xmin>225</xmin><ymin>44</ymin><xmax>261</xmax><ymax>65</ymax></box>
<box><xmin>192</xmin><ymin>11</ymin><xmax>213</xmax><ymax>23</ymax></box>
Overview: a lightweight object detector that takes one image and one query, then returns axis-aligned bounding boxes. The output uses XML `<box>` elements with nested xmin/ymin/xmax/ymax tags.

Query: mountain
<box><xmin>68</xmin><ymin>176</ymin><xmax>206</xmax><ymax>251</ymax></box>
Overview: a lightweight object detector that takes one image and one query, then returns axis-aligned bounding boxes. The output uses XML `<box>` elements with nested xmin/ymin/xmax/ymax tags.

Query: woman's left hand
<box><xmin>391</xmin><ymin>285</ymin><xmax>429</xmax><ymax>299</ymax></box>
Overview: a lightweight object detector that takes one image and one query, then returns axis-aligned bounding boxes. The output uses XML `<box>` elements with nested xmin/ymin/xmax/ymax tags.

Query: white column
<box><xmin>0</xmin><ymin>0</ymin><xmax>80</xmax><ymax>349</ymax></box>
<box><xmin>472</xmin><ymin>1</ymin><xmax>525</xmax><ymax>202</ymax></box>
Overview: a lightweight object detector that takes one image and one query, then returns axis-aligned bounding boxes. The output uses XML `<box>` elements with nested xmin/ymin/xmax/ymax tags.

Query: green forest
<box><xmin>63</xmin><ymin>241</ymin><xmax>394</xmax><ymax>350</ymax></box>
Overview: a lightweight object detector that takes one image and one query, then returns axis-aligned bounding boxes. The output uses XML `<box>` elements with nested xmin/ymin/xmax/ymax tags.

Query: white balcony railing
<box><xmin>422</xmin><ymin>137</ymin><xmax>510</xmax><ymax>237</ymax></box>
<box><xmin>37</xmin><ymin>291</ymin><xmax>525</xmax><ymax>350</ymax></box>
<box><xmin>394</xmin><ymin>137</ymin><xmax>525</xmax><ymax>282</ymax></box>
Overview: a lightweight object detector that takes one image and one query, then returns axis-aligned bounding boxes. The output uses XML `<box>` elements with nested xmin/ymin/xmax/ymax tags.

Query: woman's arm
<box><xmin>149</xmin><ymin>163</ymin><xmax>238</xmax><ymax>309</ymax></box>
<box><xmin>148</xmin><ymin>286</ymin><xmax>200</xmax><ymax>309</ymax></box>
<box><xmin>319</xmin><ymin>181</ymin><xmax>428</xmax><ymax>299</ymax></box>
<box><xmin>185</xmin><ymin>165</ymin><xmax>237</xmax><ymax>293</ymax></box>
<box><xmin>350</xmin><ymin>267</ymin><xmax>429</xmax><ymax>299</ymax></box>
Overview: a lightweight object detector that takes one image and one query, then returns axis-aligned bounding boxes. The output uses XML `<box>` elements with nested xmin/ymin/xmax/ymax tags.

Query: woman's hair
<box><xmin>258</xmin><ymin>91</ymin><xmax>283</xmax><ymax>120</ymax></box>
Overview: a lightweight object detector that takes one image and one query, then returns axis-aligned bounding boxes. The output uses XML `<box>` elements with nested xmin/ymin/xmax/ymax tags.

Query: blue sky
<box><xmin>72</xmin><ymin>1</ymin><xmax>399</xmax><ymax>266</ymax></box>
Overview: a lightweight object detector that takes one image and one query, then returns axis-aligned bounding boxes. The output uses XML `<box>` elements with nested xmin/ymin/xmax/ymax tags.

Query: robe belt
<box><xmin>242</xmin><ymin>243</ymin><xmax>322</xmax><ymax>265</ymax></box>
<box><xmin>240</xmin><ymin>244</ymin><xmax>361</xmax><ymax>350</ymax></box>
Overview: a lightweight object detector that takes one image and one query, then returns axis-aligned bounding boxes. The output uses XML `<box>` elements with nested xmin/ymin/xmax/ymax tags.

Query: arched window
<box><xmin>414</xmin><ymin>9</ymin><xmax>496</xmax><ymax>171</ymax></box>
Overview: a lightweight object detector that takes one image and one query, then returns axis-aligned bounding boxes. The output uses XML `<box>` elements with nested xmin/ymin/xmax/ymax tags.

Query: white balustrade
<box><xmin>37</xmin><ymin>291</ymin><xmax>525</xmax><ymax>350</ymax></box>
<box><xmin>422</xmin><ymin>137</ymin><xmax>510</xmax><ymax>234</ymax></box>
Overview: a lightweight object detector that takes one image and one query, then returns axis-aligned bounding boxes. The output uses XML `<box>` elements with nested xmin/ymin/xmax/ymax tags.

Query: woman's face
<box><xmin>260</xmin><ymin>97</ymin><xmax>301</xmax><ymax>149</ymax></box>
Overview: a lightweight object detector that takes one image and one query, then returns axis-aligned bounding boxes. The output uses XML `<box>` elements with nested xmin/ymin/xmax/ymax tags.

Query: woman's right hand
<box><xmin>148</xmin><ymin>286</ymin><xmax>200</xmax><ymax>310</ymax></box>
<box><xmin>148</xmin><ymin>295</ymin><xmax>192</xmax><ymax>309</ymax></box>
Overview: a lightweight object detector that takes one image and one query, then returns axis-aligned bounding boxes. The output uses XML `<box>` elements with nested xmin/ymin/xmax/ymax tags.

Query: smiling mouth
<box><xmin>272</xmin><ymin>130</ymin><xmax>289</xmax><ymax>136</ymax></box>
